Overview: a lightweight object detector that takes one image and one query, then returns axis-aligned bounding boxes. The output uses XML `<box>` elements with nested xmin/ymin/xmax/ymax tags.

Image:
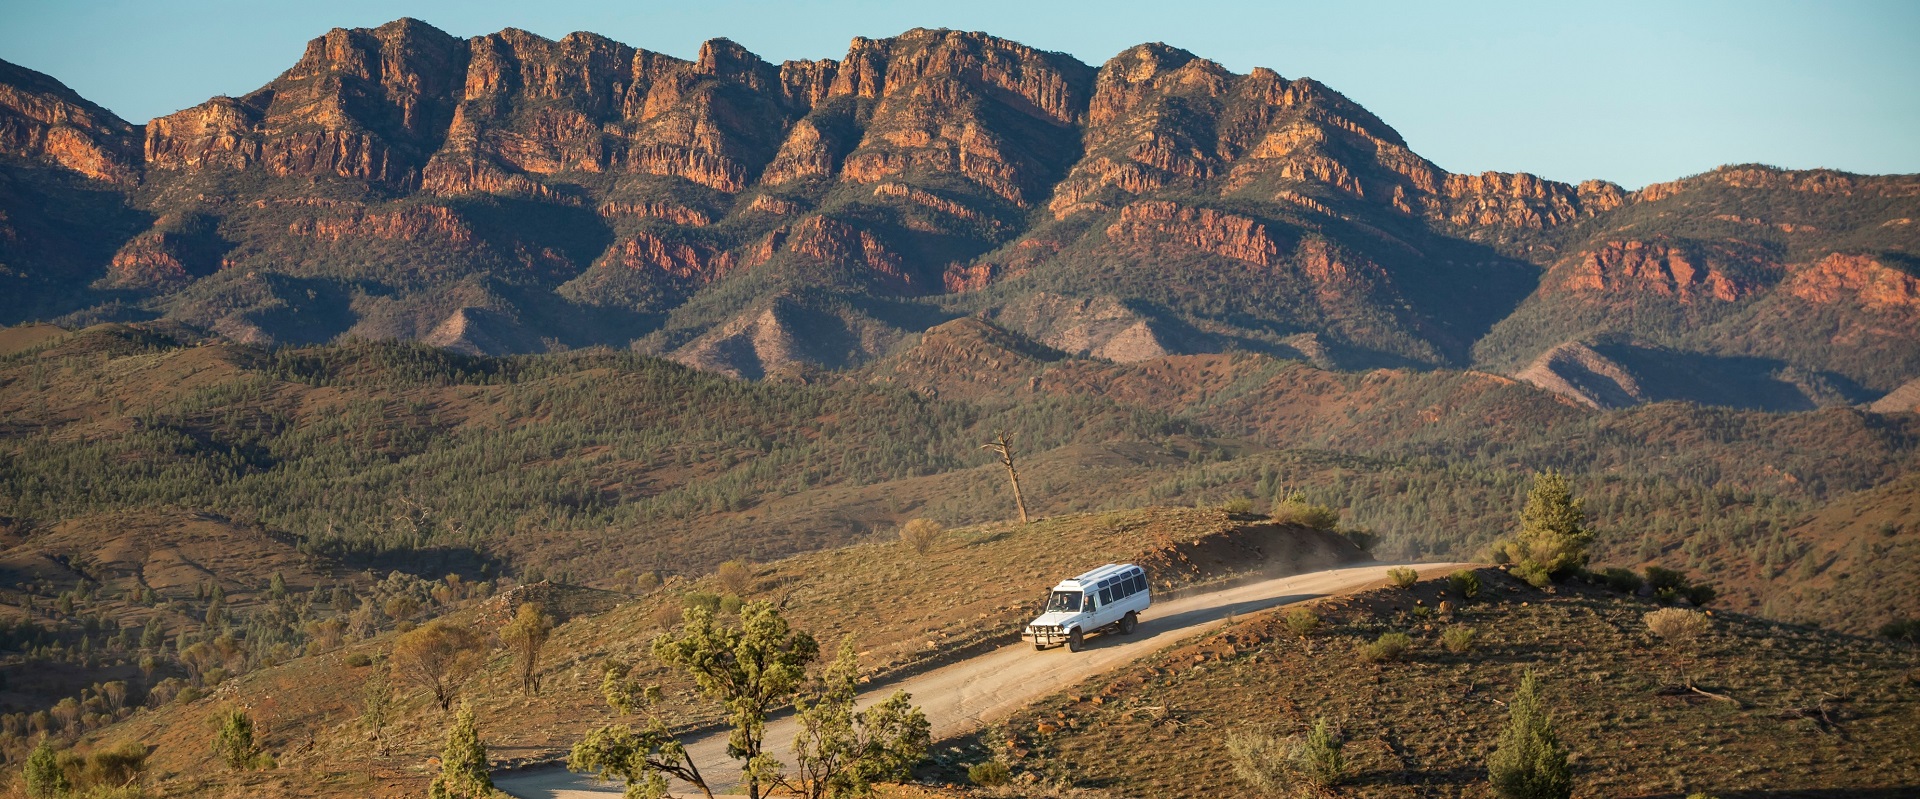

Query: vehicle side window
<box><xmin>1099</xmin><ymin>587</ymin><xmax>1113</xmax><ymax>605</ymax></box>
<box><xmin>1131</xmin><ymin>574</ymin><xmax>1146</xmax><ymax>594</ymax></box>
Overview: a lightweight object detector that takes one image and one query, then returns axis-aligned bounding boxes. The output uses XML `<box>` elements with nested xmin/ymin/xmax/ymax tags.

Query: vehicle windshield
<box><xmin>1045</xmin><ymin>590</ymin><xmax>1082</xmax><ymax>613</ymax></box>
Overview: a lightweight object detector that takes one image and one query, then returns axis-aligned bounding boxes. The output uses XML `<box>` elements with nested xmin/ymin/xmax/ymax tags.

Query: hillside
<box><xmin>0</xmin><ymin>22</ymin><xmax>1914</xmax><ymax>411</ymax></box>
<box><xmin>984</xmin><ymin>569</ymin><xmax>1920</xmax><ymax>797</ymax></box>
<box><xmin>3</xmin><ymin>316</ymin><xmax>1919</xmax><ymax>796</ymax></box>
<box><xmin>55</xmin><ymin>508</ymin><xmax>1361</xmax><ymax>797</ymax></box>
<box><xmin>4</xmin><ymin>319</ymin><xmax>1918</xmax><ymax>634</ymax></box>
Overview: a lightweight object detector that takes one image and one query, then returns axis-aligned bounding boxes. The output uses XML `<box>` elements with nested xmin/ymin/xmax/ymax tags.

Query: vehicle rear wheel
<box><xmin>1067</xmin><ymin>628</ymin><xmax>1084</xmax><ymax>652</ymax></box>
<box><xmin>1120</xmin><ymin>611</ymin><xmax>1138</xmax><ymax>634</ymax></box>
<box><xmin>1034</xmin><ymin>643</ymin><xmax>1047</xmax><ymax>651</ymax></box>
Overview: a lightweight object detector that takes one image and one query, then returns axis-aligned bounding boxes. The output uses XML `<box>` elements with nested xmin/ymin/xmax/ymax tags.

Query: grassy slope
<box><xmin>989</xmin><ymin>568</ymin><xmax>1920</xmax><ymax>798</ymax></box>
<box><xmin>73</xmin><ymin>507</ymin><xmax>1359</xmax><ymax>797</ymax></box>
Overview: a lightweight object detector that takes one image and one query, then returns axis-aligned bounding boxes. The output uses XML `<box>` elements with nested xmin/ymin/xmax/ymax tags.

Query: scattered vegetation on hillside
<box><xmin>985</xmin><ymin>569</ymin><xmax>1920</xmax><ymax>797</ymax></box>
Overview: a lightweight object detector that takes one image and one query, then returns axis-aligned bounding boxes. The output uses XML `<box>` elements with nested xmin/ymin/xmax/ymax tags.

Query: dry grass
<box><xmin>900</xmin><ymin>518</ymin><xmax>947</xmax><ymax>555</ymax></box>
<box><xmin>1645</xmin><ymin>607</ymin><xmax>1712</xmax><ymax>645</ymax></box>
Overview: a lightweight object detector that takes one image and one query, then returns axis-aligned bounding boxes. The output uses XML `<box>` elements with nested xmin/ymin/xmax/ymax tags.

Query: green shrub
<box><xmin>1683</xmin><ymin>583</ymin><xmax>1718</xmax><ymax>607</ymax></box>
<box><xmin>24</xmin><ymin>739</ymin><xmax>69</xmax><ymax>798</ymax></box>
<box><xmin>683</xmin><ymin>591</ymin><xmax>723</xmax><ymax>615</ymax></box>
<box><xmin>1412</xmin><ymin>605</ymin><xmax>1434</xmax><ymax>620</ymax></box>
<box><xmin>1221</xmin><ymin>497</ymin><xmax>1255</xmax><ymax>514</ymax></box>
<box><xmin>1645</xmin><ymin>566</ymin><xmax>1686</xmax><ymax>593</ymax></box>
<box><xmin>1879</xmin><ymin>618</ymin><xmax>1920</xmax><ymax>643</ymax></box>
<box><xmin>1342</xmin><ymin>529</ymin><xmax>1376</xmax><ymax>554</ymax></box>
<box><xmin>968</xmin><ymin>760</ymin><xmax>1011</xmax><ymax>787</ymax></box>
<box><xmin>1387</xmin><ymin>567</ymin><xmax>1419</xmax><ymax>588</ymax></box>
<box><xmin>1360</xmin><ymin>632</ymin><xmax>1412</xmax><ymax>663</ymax></box>
<box><xmin>1494</xmin><ymin>471</ymin><xmax>1595</xmax><ymax>588</ymax></box>
<box><xmin>429</xmin><ymin>704</ymin><xmax>491</xmax><ymax>799</ymax></box>
<box><xmin>1273</xmin><ymin>493</ymin><xmax>1341</xmax><ymax>531</ymax></box>
<box><xmin>1284</xmin><ymin>607</ymin><xmax>1322</xmax><ymax>639</ymax></box>
<box><xmin>1441</xmin><ymin>625</ymin><xmax>1477</xmax><ymax>654</ymax></box>
<box><xmin>1448</xmin><ymin>569</ymin><xmax>1481</xmax><ymax>599</ymax></box>
<box><xmin>345</xmin><ymin>652</ymin><xmax>373</xmax><ymax>668</ymax></box>
<box><xmin>1598</xmin><ymin>567</ymin><xmax>1643</xmax><ymax>594</ymax></box>
<box><xmin>1297</xmin><ymin>718</ymin><xmax>1349</xmax><ymax>788</ymax></box>
<box><xmin>1511</xmin><ymin>561</ymin><xmax>1552</xmax><ymax>589</ymax></box>
<box><xmin>213</xmin><ymin>707</ymin><xmax>260</xmax><ymax>770</ymax></box>
<box><xmin>1488</xmin><ymin>671</ymin><xmax>1572</xmax><ymax>799</ymax></box>
<box><xmin>1645</xmin><ymin>567</ymin><xmax>1717</xmax><ymax>606</ymax></box>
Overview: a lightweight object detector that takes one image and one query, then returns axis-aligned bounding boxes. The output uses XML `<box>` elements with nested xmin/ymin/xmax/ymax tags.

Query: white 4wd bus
<box><xmin>1023</xmin><ymin>563</ymin><xmax>1151</xmax><ymax>651</ymax></box>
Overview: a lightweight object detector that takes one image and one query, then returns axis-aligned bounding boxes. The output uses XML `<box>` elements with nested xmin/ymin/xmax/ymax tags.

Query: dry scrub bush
<box><xmin>502</xmin><ymin>602</ymin><xmax>555</xmax><ymax>696</ymax></box>
<box><xmin>1226</xmin><ymin>718</ymin><xmax>1348</xmax><ymax>797</ymax></box>
<box><xmin>1644</xmin><ymin>608</ymin><xmax>1710</xmax><ymax>645</ymax></box>
<box><xmin>1387</xmin><ymin>567</ymin><xmax>1419</xmax><ymax>588</ymax></box>
<box><xmin>715</xmin><ymin>560</ymin><xmax>752</xmax><ymax>595</ymax></box>
<box><xmin>651</xmin><ymin>600</ymin><xmax>683</xmax><ymax>630</ymax></box>
<box><xmin>390</xmin><ymin>620</ymin><xmax>485</xmax><ymax>712</ymax></box>
<box><xmin>899</xmin><ymin>518</ymin><xmax>945</xmax><ymax>555</ymax></box>
<box><xmin>1360</xmin><ymin>632</ymin><xmax>1412</xmax><ymax>663</ymax></box>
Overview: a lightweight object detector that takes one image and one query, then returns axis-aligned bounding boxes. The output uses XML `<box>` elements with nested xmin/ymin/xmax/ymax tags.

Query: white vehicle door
<box><xmin>1093</xmin><ymin>582</ymin><xmax>1117</xmax><ymax>627</ymax></box>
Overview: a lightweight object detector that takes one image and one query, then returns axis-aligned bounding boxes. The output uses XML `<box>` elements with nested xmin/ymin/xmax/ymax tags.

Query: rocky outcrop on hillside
<box><xmin>1513</xmin><ymin>341</ymin><xmax>1647</xmax><ymax>409</ymax></box>
<box><xmin>986</xmin><ymin>293</ymin><xmax>1178</xmax><ymax>363</ymax></box>
<box><xmin>1556</xmin><ymin>239</ymin><xmax>1772</xmax><ymax>303</ymax></box>
<box><xmin>1783</xmin><ymin>253</ymin><xmax>1920</xmax><ymax>312</ymax></box>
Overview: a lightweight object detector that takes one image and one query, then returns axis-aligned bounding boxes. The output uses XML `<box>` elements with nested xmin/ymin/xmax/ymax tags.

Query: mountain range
<box><xmin>1</xmin><ymin>19</ymin><xmax>1917</xmax><ymax>410</ymax></box>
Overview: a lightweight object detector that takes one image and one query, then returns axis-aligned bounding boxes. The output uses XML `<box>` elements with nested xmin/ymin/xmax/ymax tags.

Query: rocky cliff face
<box><xmin>1554</xmin><ymin>238</ymin><xmax>1773</xmax><ymax>303</ymax></box>
<box><xmin>147</xmin><ymin>18</ymin><xmax>467</xmax><ymax>186</ymax></box>
<box><xmin>1</xmin><ymin>22</ymin><xmax>1915</xmax><ymax>402</ymax></box>
<box><xmin>0</xmin><ymin>60</ymin><xmax>141</xmax><ymax>184</ymax></box>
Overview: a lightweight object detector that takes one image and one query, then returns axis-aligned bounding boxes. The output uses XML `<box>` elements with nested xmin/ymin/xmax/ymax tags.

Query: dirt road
<box><xmin>495</xmin><ymin>561</ymin><xmax>1467</xmax><ymax>799</ymax></box>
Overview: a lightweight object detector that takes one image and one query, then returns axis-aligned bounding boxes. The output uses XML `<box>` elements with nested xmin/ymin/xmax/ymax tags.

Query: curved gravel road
<box><xmin>496</xmin><ymin>561</ymin><xmax>1468</xmax><ymax>798</ymax></box>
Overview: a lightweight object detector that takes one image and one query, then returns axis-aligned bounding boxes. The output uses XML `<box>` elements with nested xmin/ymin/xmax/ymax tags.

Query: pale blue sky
<box><xmin>1</xmin><ymin>0</ymin><xmax>1914</xmax><ymax>188</ymax></box>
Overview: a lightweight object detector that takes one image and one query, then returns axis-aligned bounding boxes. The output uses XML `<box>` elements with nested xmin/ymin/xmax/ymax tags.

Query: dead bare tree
<box><xmin>981</xmin><ymin>432</ymin><xmax>1030</xmax><ymax>524</ymax></box>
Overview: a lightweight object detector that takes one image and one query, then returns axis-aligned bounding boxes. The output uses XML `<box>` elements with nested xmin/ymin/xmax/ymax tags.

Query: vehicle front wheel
<box><xmin>1067</xmin><ymin>628</ymin><xmax>1084</xmax><ymax>652</ymax></box>
<box><xmin>1120</xmin><ymin>611</ymin><xmax>1138</xmax><ymax>634</ymax></box>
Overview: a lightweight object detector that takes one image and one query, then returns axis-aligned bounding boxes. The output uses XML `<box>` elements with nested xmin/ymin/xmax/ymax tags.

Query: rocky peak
<box><xmin>0</xmin><ymin>58</ymin><xmax>142</xmax><ymax>183</ymax></box>
<box><xmin>144</xmin><ymin>18</ymin><xmax>468</xmax><ymax>187</ymax></box>
<box><xmin>696</xmin><ymin>38</ymin><xmax>777</xmax><ymax>92</ymax></box>
<box><xmin>868</xmin><ymin>29</ymin><xmax>1095</xmax><ymax>126</ymax></box>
